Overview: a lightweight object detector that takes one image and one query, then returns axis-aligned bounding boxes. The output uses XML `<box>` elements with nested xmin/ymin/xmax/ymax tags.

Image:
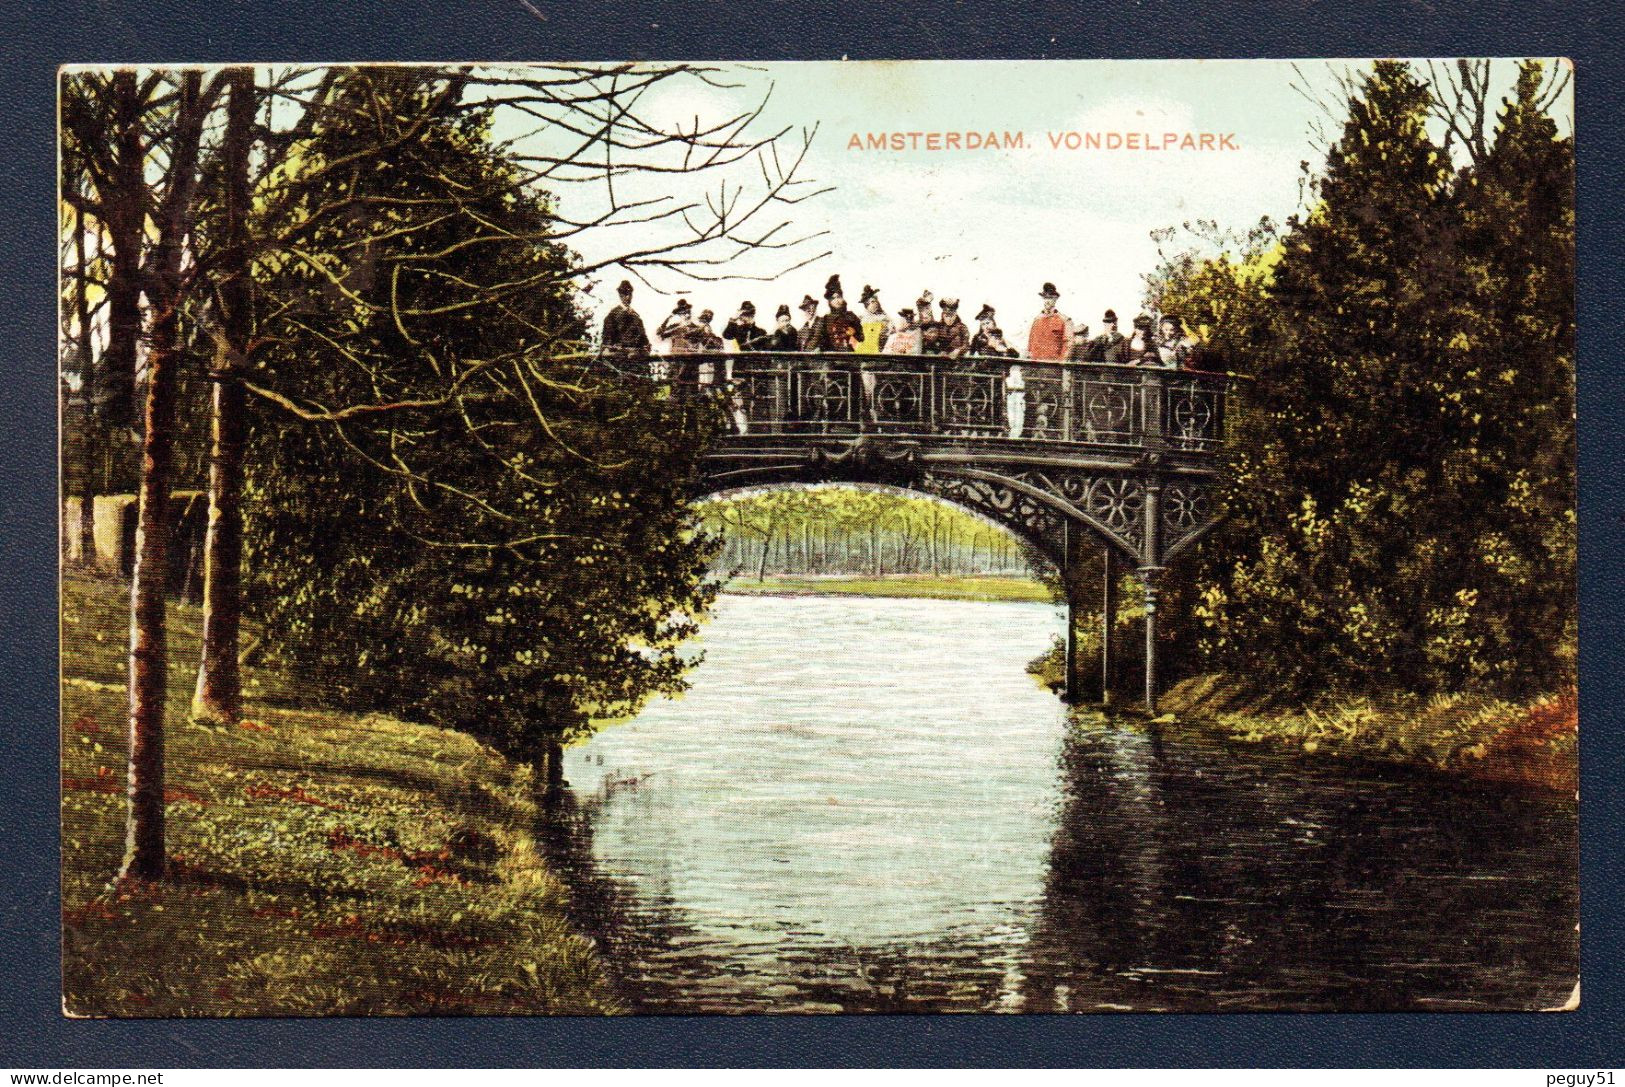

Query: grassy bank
<box><xmin>721</xmin><ymin>572</ymin><xmax>1051</xmax><ymax>603</ymax></box>
<box><xmin>61</xmin><ymin>574</ymin><xmax>618</xmax><ymax>1016</ymax></box>
<box><xmin>1031</xmin><ymin>641</ymin><xmax>1576</xmax><ymax>793</ymax></box>
<box><xmin>1152</xmin><ymin>675</ymin><xmax>1577</xmax><ymax>794</ymax></box>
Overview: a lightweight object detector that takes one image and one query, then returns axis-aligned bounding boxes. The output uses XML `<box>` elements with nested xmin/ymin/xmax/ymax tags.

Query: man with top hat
<box><xmin>855</xmin><ymin>285</ymin><xmax>890</xmax><ymax>355</ymax></box>
<box><xmin>796</xmin><ymin>294</ymin><xmax>821</xmax><ymax>351</ymax></box>
<box><xmin>807</xmin><ymin>275</ymin><xmax>864</xmax><ymax>352</ymax></box>
<box><xmin>724</xmin><ymin>301</ymin><xmax>768</xmax><ymax>352</ymax></box>
<box><xmin>1026</xmin><ymin>282</ymin><xmax>1075</xmax><ymax>361</ymax></box>
<box><xmin>1086</xmin><ymin>309</ymin><xmax>1129</xmax><ymax>363</ymax></box>
<box><xmin>599</xmin><ymin>279</ymin><xmax>651</xmax><ymax>367</ymax></box>
<box><xmin>932</xmin><ymin>297</ymin><xmax>971</xmax><ymax>359</ymax></box>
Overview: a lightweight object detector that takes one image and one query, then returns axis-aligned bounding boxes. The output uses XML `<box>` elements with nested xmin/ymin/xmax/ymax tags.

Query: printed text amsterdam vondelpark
<box><xmin>846</xmin><ymin>130</ymin><xmax>1241</xmax><ymax>152</ymax></box>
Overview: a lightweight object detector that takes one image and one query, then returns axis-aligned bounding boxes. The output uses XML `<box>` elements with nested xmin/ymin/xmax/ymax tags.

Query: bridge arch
<box><xmin>668</xmin><ymin>350</ymin><xmax>1239</xmax><ymax>710</ymax></box>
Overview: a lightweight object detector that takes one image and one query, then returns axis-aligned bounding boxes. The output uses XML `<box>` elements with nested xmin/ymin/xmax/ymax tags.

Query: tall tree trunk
<box><xmin>101</xmin><ymin>72</ymin><xmax>145</xmax><ymax>433</ymax></box>
<box><xmin>121</xmin><ymin>71</ymin><xmax>208</xmax><ymax>882</ymax></box>
<box><xmin>193</xmin><ymin>68</ymin><xmax>255</xmax><ymax>726</ymax></box>
<box><xmin>757</xmin><ymin>528</ymin><xmax>771</xmax><ymax>583</ymax></box>
<box><xmin>123</xmin><ymin>300</ymin><xmax>182</xmax><ymax>880</ymax></box>
<box><xmin>74</xmin><ymin>199</ymin><xmax>99</xmax><ymax>568</ymax></box>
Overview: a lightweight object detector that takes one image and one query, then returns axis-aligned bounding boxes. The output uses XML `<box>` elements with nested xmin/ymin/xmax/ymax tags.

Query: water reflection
<box><xmin>544</xmin><ymin>594</ymin><xmax>1577</xmax><ymax>1014</ymax></box>
<box><xmin>1022</xmin><ymin>724</ymin><xmax>1577</xmax><ymax>1011</ymax></box>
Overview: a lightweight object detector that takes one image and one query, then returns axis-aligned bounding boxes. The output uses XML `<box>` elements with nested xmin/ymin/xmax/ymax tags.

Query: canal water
<box><xmin>546</xmin><ymin>594</ymin><xmax>1578</xmax><ymax>1014</ymax></box>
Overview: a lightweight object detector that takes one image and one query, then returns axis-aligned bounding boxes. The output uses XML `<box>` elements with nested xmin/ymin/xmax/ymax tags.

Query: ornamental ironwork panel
<box><xmin>1012</xmin><ymin>470</ymin><xmax>1147</xmax><ymax>551</ymax></box>
<box><xmin>1022</xmin><ymin>369</ymin><xmax>1067</xmax><ymax>441</ymax></box>
<box><xmin>920</xmin><ymin>471</ymin><xmax>1068</xmax><ymax>565</ymax></box>
<box><xmin>796</xmin><ymin>366</ymin><xmax>858</xmax><ymax>431</ymax></box>
<box><xmin>1164</xmin><ymin>378</ymin><xmax>1223</xmax><ymax>451</ymax></box>
<box><xmin>736</xmin><ymin>363</ymin><xmax>789</xmax><ymax>429</ymax></box>
<box><xmin>870</xmin><ymin>367</ymin><xmax>928</xmax><ymax>429</ymax></box>
<box><xmin>1161</xmin><ymin>480</ymin><xmax>1214</xmax><ymax>551</ymax></box>
<box><xmin>936</xmin><ymin>370</ymin><xmax>1004</xmax><ymax>436</ymax></box>
<box><xmin>1077</xmin><ymin>378</ymin><xmax>1142</xmax><ymax>446</ymax></box>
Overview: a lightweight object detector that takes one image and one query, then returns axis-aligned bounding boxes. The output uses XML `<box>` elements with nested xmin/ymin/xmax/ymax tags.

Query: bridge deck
<box><xmin>643</xmin><ymin>351</ymin><xmax>1234</xmax><ymax>455</ymax></box>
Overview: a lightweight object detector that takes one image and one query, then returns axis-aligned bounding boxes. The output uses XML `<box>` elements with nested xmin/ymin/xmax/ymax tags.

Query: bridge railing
<box><xmin>626</xmin><ymin>352</ymin><xmax>1234</xmax><ymax>452</ymax></box>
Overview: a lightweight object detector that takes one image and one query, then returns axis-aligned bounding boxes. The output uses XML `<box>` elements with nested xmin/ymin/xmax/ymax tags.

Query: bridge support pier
<box><xmin>1140</xmin><ymin>478</ymin><xmax>1165</xmax><ymax>715</ymax></box>
<box><xmin>1062</xmin><ymin>521</ymin><xmax>1084</xmax><ymax>703</ymax></box>
<box><xmin>1100</xmin><ymin>548</ymin><xmax>1118</xmax><ymax>707</ymax></box>
<box><xmin>1139</xmin><ymin>568</ymin><xmax>1162</xmax><ymax>714</ymax></box>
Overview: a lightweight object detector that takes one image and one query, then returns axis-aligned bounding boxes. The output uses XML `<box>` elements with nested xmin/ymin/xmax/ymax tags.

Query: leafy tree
<box><xmin>242</xmin><ymin>70</ymin><xmax>723</xmax><ymax>763</ymax></box>
<box><xmin>1446</xmin><ymin>60</ymin><xmax>1576</xmax><ymax>688</ymax></box>
<box><xmin>1153</xmin><ymin>60</ymin><xmax>1574</xmax><ymax>701</ymax></box>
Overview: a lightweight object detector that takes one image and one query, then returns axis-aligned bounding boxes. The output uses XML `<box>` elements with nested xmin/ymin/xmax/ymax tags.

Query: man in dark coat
<box><xmin>796</xmin><ymin>294</ymin><xmax>821</xmax><ymax>350</ymax></box>
<box><xmin>599</xmin><ymin>279</ymin><xmax>651</xmax><ymax>363</ymax></box>
<box><xmin>1086</xmin><ymin>308</ymin><xmax>1129</xmax><ymax>363</ymax></box>
<box><xmin>808</xmin><ymin>275</ymin><xmax>863</xmax><ymax>352</ymax></box>
<box><xmin>723</xmin><ymin>301</ymin><xmax>768</xmax><ymax>351</ymax></box>
<box><xmin>933</xmin><ymin>297</ymin><xmax>971</xmax><ymax>358</ymax></box>
<box><xmin>765</xmin><ymin>303</ymin><xmax>800</xmax><ymax>352</ymax></box>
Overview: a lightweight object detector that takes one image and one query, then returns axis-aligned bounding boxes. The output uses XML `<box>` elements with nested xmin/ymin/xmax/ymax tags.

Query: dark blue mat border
<box><xmin>2</xmin><ymin>0</ymin><xmax>1620</xmax><ymax>1068</ymax></box>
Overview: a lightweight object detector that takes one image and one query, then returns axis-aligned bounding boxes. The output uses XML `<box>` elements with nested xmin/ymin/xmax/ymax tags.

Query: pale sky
<box><xmin>494</xmin><ymin>59</ymin><xmax>1572</xmax><ymax>339</ymax></box>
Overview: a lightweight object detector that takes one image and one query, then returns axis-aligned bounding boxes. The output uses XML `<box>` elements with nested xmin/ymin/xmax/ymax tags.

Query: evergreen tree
<box><xmin>1166</xmin><ymin>60</ymin><xmax>1574</xmax><ymax>699</ymax></box>
<box><xmin>1447</xmin><ymin>60</ymin><xmax>1577</xmax><ymax>689</ymax></box>
<box><xmin>244</xmin><ymin>70</ymin><xmax>722</xmax><ymax>760</ymax></box>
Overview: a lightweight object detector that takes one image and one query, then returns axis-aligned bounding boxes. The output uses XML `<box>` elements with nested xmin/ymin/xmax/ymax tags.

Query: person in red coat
<box><xmin>1026</xmin><ymin>282</ymin><xmax>1075</xmax><ymax>360</ymax></box>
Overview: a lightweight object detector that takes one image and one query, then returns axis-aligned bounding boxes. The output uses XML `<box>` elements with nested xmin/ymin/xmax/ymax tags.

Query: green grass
<box><xmin>1153</xmin><ymin>675</ymin><xmax>1577</xmax><ymax>792</ymax></box>
<box><xmin>1031</xmin><ymin>655</ymin><xmax>1578</xmax><ymax>792</ymax></box>
<box><xmin>722</xmin><ymin>573</ymin><xmax>1052</xmax><ymax>603</ymax></box>
<box><xmin>61</xmin><ymin>573</ymin><xmax>618</xmax><ymax>1017</ymax></box>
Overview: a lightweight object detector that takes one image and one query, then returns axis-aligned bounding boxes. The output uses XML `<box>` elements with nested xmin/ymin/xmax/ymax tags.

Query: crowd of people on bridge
<box><xmin>596</xmin><ymin>275</ymin><xmax>1206</xmax><ymax>371</ymax></box>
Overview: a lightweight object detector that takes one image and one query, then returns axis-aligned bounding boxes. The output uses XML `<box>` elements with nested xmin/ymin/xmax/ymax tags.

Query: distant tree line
<box><xmin>701</xmin><ymin>487</ymin><xmax>1035</xmax><ymax>580</ymax></box>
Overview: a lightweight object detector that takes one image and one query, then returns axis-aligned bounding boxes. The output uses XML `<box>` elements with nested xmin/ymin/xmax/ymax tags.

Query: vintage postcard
<box><xmin>58</xmin><ymin>58</ymin><xmax>1576</xmax><ymax>1016</ymax></box>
